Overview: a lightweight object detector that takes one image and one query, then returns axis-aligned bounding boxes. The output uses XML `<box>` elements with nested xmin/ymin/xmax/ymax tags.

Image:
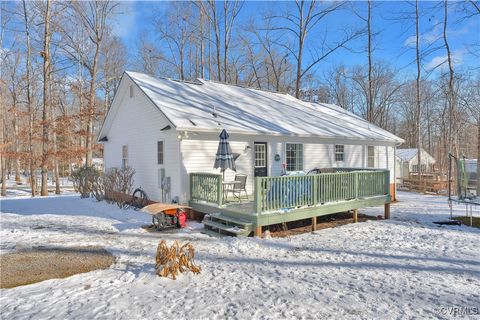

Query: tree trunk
<box><xmin>22</xmin><ymin>0</ymin><xmax>36</xmax><ymax>197</ymax></box>
<box><xmin>477</xmin><ymin>117</ymin><xmax>480</xmax><ymax>196</ymax></box>
<box><xmin>41</xmin><ymin>0</ymin><xmax>51</xmax><ymax>196</ymax></box>
<box><xmin>85</xmin><ymin>42</ymin><xmax>100</xmax><ymax>167</ymax></box>
<box><xmin>443</xmin><ymin>0</ymin><xmax>457</xmax><ymax>159</ymax></box>
<box><xmin>415</xmin><ymin>0</ymin><xmax>422</xmax><ymax>183</ymax></box>
<box><xmin>200</xmin><ymin>9</ymin><xmax>205</xmax><ymax>79</ymax></box>
<box><xmin>50</xmin><ymin>94</ymin><xmax>60</xmax><ymax>195</ymax></box>
<box><xmin>367</xmin><ymin>0</ymin><xmax>373</xmax><ymax>122</ymax></box>
<box><xmin>12</xmin><ymin>96</ymin><xmax>20</xmax><ymax>184</ymax></box>
<box><xmin>1</xmin><ymin>98</ymin><xmax>6</xmax><ymax>196</ymax></box>
<box><xmin>295</xmin><ymin>3</ymin><xmax>304</xmax><ymax>99</ymax></box>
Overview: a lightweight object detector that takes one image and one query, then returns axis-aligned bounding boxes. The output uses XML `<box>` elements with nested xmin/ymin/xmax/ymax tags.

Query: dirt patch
<box><xmin>0</xmin><ymin>246</ymin><xmax>115</xmax><ymax>289</ymax></box>
<box><xmin>268</xmin><ymin>212</ymin><xmax>378</xmax><ymax>238</ymax></box>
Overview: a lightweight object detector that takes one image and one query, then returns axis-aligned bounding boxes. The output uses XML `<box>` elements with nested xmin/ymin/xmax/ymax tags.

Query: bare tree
<box><xmin>222</xmin><ymin>0</ymin><xmax>243</xmax><ymax>83</ymax></box>
<box><xmin>268</xmin><ymin>0</ymin><xmax>360</xmax><ymax>98</ymax></box>
<box><xmin>415</xmin><ymin>0</ymin><xmax>422</xmax><ymax>177</ymax></box>
<box><xmin>70</xmin><ymin>1</ymin><xmax>118</xmax><ymax>167</ymax></box>
<box><xmin>21</xmin><ymin>0</ymin><xmax>36</xmax><ymax>196</ymax></box>
<box><xmin>39</xmin><ymin>0</ymin><xmax>52</xmax><ymax>196</ymax></box>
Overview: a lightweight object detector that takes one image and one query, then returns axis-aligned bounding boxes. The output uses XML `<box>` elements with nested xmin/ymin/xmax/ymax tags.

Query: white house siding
<box><xmin>102</xmin><ymin>77</ymin><xmax>181</xmax><ymax>203</ymax></box>
<box><xmin>406</xmin><ymin>149</ymin><xmax>436</xmax><ymax>171</ymax></box>
<box><xmin>178</xmin><ymin>133</ymin><xmax>398</xmax><ymax>203</ymax></box>
<box><xmin>180</xmin><ymin>138</ymin><xmax>253</xmax><ymax>202</ymax></box>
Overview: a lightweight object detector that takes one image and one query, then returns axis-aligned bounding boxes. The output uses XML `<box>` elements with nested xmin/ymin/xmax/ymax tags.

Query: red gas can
<box><xmin>177</xmin><ymin>210</ymin><xmax>187</xmax><ymax>228</ymax></box>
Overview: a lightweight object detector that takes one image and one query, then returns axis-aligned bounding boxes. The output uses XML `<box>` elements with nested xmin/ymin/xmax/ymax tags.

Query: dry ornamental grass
<box><xmin>155</xmin><ymin>240</ymin><xmax>201</xmax><ymax>280</ymax></box>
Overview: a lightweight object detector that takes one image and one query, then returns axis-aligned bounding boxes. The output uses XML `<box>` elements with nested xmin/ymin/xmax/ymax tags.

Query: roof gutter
<box><xmin>175</xmin><ymin>126</ymin><xmax>404</xmax><ymax>144</ymax></box>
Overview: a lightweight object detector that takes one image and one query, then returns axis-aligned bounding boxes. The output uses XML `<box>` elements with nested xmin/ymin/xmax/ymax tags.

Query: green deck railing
<box><xmin>190</xmin><ymin>172</ymin><xmax>223</xmax><ymax>206</ymax></box>
<box><xmin>254</xmin><ymin>169</ymin><xmax>390</xmax><ymax>213</ymax></box>
<box><xmin>190</xmin><ymin>169</ymin><xmax>390</xmax><ymax>213</ymax></box>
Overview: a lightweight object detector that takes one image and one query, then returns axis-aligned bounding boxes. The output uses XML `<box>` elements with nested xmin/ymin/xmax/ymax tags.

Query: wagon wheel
<box><xmin>152</xmin><ymin>215</ymin><xmax>162</xmax><ymax>230</ymax></box>
<box><xmin>131</xmin><ymin>188</ymin><xmax>149</xmax><ymax>209</ymax></box>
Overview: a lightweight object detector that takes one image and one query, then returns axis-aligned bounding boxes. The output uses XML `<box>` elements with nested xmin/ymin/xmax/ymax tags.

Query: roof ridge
<box><xmin>195</xmin><ymin>78</ymin><xmax>290</xmax><ymax>96</ymax></box>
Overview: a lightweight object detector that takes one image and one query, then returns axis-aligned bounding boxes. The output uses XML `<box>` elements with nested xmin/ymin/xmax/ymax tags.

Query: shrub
<box><xmin>103</xmin><ymin>166</ymin><xmax>135</xmax><ymax>208</ymax></box>
<box><xmin>70</xmin><ymin>166</ymin><xmax>102</xmax><ymax>199</ymax></box>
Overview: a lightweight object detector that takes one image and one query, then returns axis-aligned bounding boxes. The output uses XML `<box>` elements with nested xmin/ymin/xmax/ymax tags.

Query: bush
<box><xmin>70</xmin><ymin>166</ymin><xmax>102</xmax><ymax>199</ymax></box>
<box><xmin>71</xmin><ymin>166</ymin><xmax>135</xmax><ymax>208</ymax></box>
<box><xmin>103</xmin><ymin>166</ymin><xmax>135</xmax><ymax>208</ymax></box>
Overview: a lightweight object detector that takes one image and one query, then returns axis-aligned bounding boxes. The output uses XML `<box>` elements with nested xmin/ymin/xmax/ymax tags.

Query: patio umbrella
<box><xmin>214</xmin><ymin>129</ymin><xmax>236</xmax><ymax>179</ymax></box>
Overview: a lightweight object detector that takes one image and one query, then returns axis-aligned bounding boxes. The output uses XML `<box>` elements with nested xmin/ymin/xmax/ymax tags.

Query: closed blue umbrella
<box><xmin>214</xmin><ymin>129</ymin><xmax>236</xmax><ymax>179</ymax></box>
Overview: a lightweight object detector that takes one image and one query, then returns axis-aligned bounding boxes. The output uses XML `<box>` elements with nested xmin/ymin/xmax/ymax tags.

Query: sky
<box><xmin>109</xmin><ymin>0</ymin><xmax>479</xmax><ymax>82</ymax></box>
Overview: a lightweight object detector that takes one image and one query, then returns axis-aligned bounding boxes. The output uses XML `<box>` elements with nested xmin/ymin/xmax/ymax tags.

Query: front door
<box><xmin>254</xmin><ymin>142</ymin><xmax>268</xmax><ymax>177</ymax></box>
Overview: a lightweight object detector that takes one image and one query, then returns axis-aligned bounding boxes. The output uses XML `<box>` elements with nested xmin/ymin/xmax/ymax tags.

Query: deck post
<box><xmin>353</xmin><ymin>209</ymin><xmax>358</xmax><ymax>223</ymax></box>
<box><xmin>354</xmin><ymin>172</ymin><xmax>359</xmax><ymax>199</ymax></box>
<box><xmin>311</xmin><ymin>217</ymin><xmax>317</xmax><ymax>231</ymax></box>
<box><xmin>384</xmin><ymin>203</ymin><xmax>390</xmax><ymax>219</ymax></box>
<box><xmin>189</xmin><ymin>173</ymin><xmax>193</xmax><ymax>202</ymax></box>
<box><xmin>254</xmin><ymin>177</ymin><xmax>262</xmax><ymax>213</ymax></box>
<box><xmin>254</xmin><ymin>226</ymin><xmax>262</xmax><ymax>237</ymax></box>
<box><xmin>217</xmin><ymin>175</ymin><xmax>223</xmax><ymax>207</ymax></box>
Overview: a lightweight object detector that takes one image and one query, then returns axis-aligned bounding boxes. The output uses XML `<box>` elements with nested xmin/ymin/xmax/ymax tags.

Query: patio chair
<box><xmin>232</xmin><ymin>174</ymin><xmax>248</xmax><ymax>202</ymax></box>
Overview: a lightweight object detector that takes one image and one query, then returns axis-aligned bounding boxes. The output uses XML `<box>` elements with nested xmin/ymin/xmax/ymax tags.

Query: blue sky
<box><xmin>110</xmin><ymin>1</ymin><xmax>479</xmax><ymax>81</ymax></box>
<box><xmin>3</xmin><ymin>1</ymin><xmax>476</xmax><ymax>81</ymax></box>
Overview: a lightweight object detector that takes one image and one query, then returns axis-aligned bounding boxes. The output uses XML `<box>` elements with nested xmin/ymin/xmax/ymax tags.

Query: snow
<box><xmin>102</xmin><ymin>71</ymin><xmax>403</xmax><ymax>143</ymax></box>
<box><xmin>396</xmin><ymin>148</ymin><xmax>420</xmax><ymax>162</ymax></box>
<box><xmin>1</xmin><ymin>191</ymin><xmax>479</xmax><ymax>319</ymax></box>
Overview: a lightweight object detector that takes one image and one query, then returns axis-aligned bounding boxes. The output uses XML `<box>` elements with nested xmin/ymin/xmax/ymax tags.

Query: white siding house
<box><xmin>395</xmin><ymin>148</ymin><xmax>436</xmax><ymax>183</ymax></box>
<box><xmin>99</xmin><ymin>72</ymin><xmax>404</xmax><ymax>204</ymax></box>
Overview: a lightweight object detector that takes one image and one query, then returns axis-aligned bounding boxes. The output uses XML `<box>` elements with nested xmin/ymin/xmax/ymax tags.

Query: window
<box><xmin>129</xmin><ymin>85</ymin><xmax>134</xmax><ymax>98</ymax></box>
<box><xmin>157</xmin><ymin>141</ymin><xmax>164</xmax><ymax>165</ymax></box>
<box><xmin>122</xmin><ymin>145</ymin><xmax>128</xmax><ymax>169</ymax></box>
<box><xmin>286</xmin><ymin>143</ymin><xmax>303</xmax><ymax>171</ymax></box>
<box><xmin>368</xmin><ymin>146</ymin><xmax>375</xmax><ymax>168</ymax></box>
<box><xmin>254</xmin><ymin>143</ymin><xmax>266</xmax><ymax>168</ymax></box>
<box><xmin>335</xmin><ymin>145</ymin><xmax>345</xmax><ymax>162</ymax></box>
<box><xmin>412</xmin><ymin>164</ymin><xmax>426</xmax><ymax>172</ymax></box>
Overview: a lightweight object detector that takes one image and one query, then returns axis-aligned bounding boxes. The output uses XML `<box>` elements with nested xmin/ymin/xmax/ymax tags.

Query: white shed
<box><xmin>98</xmin><ymin>71</ymin><xmax>404</xmax><ymax>204</ymax></box>
<box><xmin>395</xmin><ymin>148</ymin><xmax>436</xmax><ymax>183</ymax></box>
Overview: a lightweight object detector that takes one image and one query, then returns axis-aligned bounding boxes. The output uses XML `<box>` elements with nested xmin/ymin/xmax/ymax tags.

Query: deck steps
<box><xmin>201</xmin><ymin>213</ymin><xmax>253</xmax><ymax>237</ymax></box>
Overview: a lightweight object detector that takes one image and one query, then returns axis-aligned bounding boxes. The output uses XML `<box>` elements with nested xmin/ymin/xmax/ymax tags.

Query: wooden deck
<box><xmin>189</xmin><ymin>168</ymin><xmax>391</xmax><ymax>236</ymax></box>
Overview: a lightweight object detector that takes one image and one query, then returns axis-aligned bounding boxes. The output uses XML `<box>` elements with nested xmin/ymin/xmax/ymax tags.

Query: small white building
<box><xmin>395</xmin><ymin>148</ymin><xmax>436</xmax><ymax>182</ymax></box>
<box><xmin>98</xmin><ymin>71</ymin><xmax>404</xmax><ymax>204</ymax></box>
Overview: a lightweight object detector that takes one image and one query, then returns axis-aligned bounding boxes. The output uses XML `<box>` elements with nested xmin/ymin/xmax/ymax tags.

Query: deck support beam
<box><xmin>352</xmin><ymin>209</ymin><xmax>358</xmax><ymax>223</ymax></box>
<box><xmin>384</xmin><ymin>203</ymin><xmax>390</xmax><ymax>219</ymax></box>
<box><xmin>254</xmin><ymin>226</ymin><xmax>262</xmax><ymax>237</ymax></box>
<box><xmin>311</xmin><ymin>217</ymin><xmax>317</xmax><ymax>231</ymax></box>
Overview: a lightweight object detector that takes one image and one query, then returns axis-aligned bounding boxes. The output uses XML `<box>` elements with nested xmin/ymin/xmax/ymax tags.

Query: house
<box><xmin>99</xmin><ymin>71</ymin><xmax>404</xmax><ymax>236</ymax></box>
<box><xmin>395</xmin><ymin>148</ymin><xmax>436</xmax><ymax>183</ymax></box>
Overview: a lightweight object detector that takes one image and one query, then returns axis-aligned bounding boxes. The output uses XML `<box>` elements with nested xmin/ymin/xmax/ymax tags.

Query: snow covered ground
<box><xmin>0</xmin><ymin>191</ymin><xmax>479</xmax><ymax>319</ymax></box>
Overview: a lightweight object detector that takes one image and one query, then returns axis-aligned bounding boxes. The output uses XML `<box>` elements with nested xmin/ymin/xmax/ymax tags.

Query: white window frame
<box><xmin>335</xmin><ymin>145</ymin><xmax>345</xmax><ymax>162</ymax></box>
<box><xmin>285</xmin><ymin>143</ymin><xmax>304</xmax><ymax>172</ymax></box>
<box><xmin>254</xmin><ymin>143</ymin><xmax>266</xmax><ymax>168</ymax></box>
<box><xmin>157</xmin><ymin>140</ymin><xmax>164</xmax><ymax>165</ymax></box>
<box><xmin>367</xmin><ymin>146</ymin><xmax>375</xmax><ymax>168</ymax></box>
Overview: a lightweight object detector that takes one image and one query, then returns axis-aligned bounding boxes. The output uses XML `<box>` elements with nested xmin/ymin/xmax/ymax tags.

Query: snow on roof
<box><xmin>396</xmin><ymin>149</ymin><xmax>418</xmax><ymax>161</ymax></box>
<box><xmin>124</xmin><ymin>71</ymin><xmax>403</xmax><ymax>143</ymax></box>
